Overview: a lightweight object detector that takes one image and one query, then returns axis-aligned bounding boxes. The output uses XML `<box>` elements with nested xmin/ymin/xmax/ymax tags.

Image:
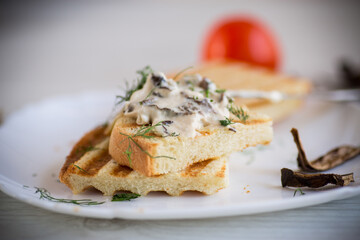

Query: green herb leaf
<box><xmin>219</xmin><ymin>117</ymin><xmax>235</xmax><ymax>126</ymax></box>
<box><xmin>228</xmin><ymin>104</ymin><xmax>249</xmax><ymax>123</ymax></box>
<box><xmin>35</xmin><ymin>187</ymin><xmax>104</xmax><ymax>205</ymax></box>
<box><xmin>112</xmin><ymin>193</ymin><xmax>141</xmax><ymax>201</ymax></box>
<box><xmin>120</xmin><ymin>121</ymin><xmax>176</xmax><ymax>166</ymax></box>
<box><xmin>133</xmin><ymin>121</ymin><xmax>163</xmax><ymax>137</ymax></box>
<box><xmin>173</xmin><ymin>66</ymin><xmax>193</xmax><ymax>80</ymax></box>
<box><xmin>75</xmin><ymin>146</ymin><xmax>100</xmax><ymax>155</ymax></box>
<box><xmin>116</xmin><ymin>66</ymin><xmax>153</xmax><ymax>105</ymax></box>
<box><xmin>72</xmin><ymin>164</ymin><xmax>90</xmax><ymax>174</ymax></box>
<box><xmin>293</xmin><ymin>188</ymin><xmax>305</xmax><ymax>197</ymax></box>
<box><xmin>215</xmin><ymin>89</ymin><xmax>226</xmax><ymax>93</ymax></box>
<box><xmin>143</xmin><ymin>87</ymin><xmax>156</xmax><ymax>101</ymax></box>
<box><xmin>201</xmin><ymin>89</ymin><xmax>210</xmax><ymax>98</ymax></box>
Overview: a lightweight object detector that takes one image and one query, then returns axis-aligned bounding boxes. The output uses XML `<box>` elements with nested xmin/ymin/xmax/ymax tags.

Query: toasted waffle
<box><xmin>59</xmin><ymin>126</ymin><xmax>229</xmax><ymax>196</ymax></box>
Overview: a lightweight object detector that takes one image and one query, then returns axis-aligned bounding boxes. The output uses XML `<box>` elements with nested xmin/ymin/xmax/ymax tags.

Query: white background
<box><xmin>1</xmin><ymin>0</ymin><xmax>360</xmax><ymax>117</ymax></box>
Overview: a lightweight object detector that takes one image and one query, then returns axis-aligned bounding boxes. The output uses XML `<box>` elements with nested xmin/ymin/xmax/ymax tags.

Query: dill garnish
<box><xmin>227</xmin><ymin>104</ymin><xmax>249</xmax><ymax>123</ymax></box>
<box><xmin>219</xmin><ymin>117</ymin><xmax>235</xmax><ymax>127</ymax></box>
<box><xmin>116</xmin><ymin>66</ymin><xmax>153</xmax><ymax>105</ymax></box>
<box><xmin>72</xmin><ymin>163</ymin><xmax>89</xmax><ymax>174</ymax></box>
<box><xmin>144</xmin><ymin>87</ymin><xmax>156</xmax><ymax>101</ymax></box>
<box><xmin>112</xmin><ymin>193</ymin><xmax>140</xmax><ymax>201</ymax></box>
<box><xmin>173</xmin><ymin>66</ymin><xmax>193</xmax><ymax>80</ymax></box>
<box><xmin>204</xmin><ymin>89</ymin><xmax>210</xmax><ymax>98</ymax></box>
<box><xmin>35</xmin><ymin>187</ymin><xmax>104</xmax><ymax>205</ymax></box>
<box><xmin>200</xmin><ymin>89</ymin><xmax>210</xmax><ymax>98</ymax></box>
<box><xmin>293</xmin><ymin>188</ymin><xmax>305</xmax><ymax>197</ymax></box>
<box><xmin>125</xmin><ymin>142</ymin><xmax>133</xmax><ymax>166</ymax></box>
<box><xmin>119</xmin><ymin>121</ymin><xmax>176</xmax><ymax>166</ymax></box>
<box><xmin>75</xmin><ymin>146</ymin><xmax>100</xmax><ymax>155</ymax></box>
<box><xmin>215</xmin><ymin>89</ymin><xmax>226</xmax><ymax>93</ymax></box>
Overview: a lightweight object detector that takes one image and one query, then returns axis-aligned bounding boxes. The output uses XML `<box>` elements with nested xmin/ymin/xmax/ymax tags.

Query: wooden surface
<box><xmin>1</xmin><ymin>191</ymin><xmax>359</xmax><ymax>240</ymax></box>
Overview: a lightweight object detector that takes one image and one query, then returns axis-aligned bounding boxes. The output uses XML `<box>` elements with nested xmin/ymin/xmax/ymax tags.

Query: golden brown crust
<box><xmin>110</xmin><ymin>165</ymin><xmax>133</xmax><ymax>177</ymax></box>
<box><xmin>59</xmin><ymin>125</ymin><xmax>108</xmax><ymax>185</ymax></box>
<box><xmin>80</xmin><ymin>151</ymin><xmax>112</xmax><ymax>176</ymax></box>
<box><xmin>180</xmin><ymin>159</ymin><xmax>212</xmax><ymax>177</ymax></box>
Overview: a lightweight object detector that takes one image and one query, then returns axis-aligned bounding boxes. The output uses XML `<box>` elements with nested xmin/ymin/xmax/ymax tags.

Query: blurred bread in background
<box><xmin>169</xmin><ymin>61</ymin><xmax>312</xmax><ymax>123</ymax></box>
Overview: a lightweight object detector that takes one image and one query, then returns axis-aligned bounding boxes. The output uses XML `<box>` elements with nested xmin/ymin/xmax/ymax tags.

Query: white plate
<box><xmin>0</xmin><ymin>92</ymin><xmax>359</xmax><ymax>220</ymax></box>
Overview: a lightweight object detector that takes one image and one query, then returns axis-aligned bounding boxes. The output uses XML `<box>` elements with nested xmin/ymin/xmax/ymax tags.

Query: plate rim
<box><xmin>1</xmin><ymin>174</ymin><xmax>359</xmax><ymax>220</ymax></box>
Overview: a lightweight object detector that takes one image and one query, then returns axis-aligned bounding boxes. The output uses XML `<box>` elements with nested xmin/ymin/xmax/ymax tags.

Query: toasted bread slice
<box><xmin>109</xmin><ymin>111</ymin><xmax>272</xmax><ymax>176</ymax></box>
<box><xmin>59</xmin><ymin>126</ymin><xmax>229</xmax><ymax>196</ymax></box>
<box><xmin>169</xmin><ymin>61</ymin><xmax>312</xmax><ymax>122</ymax></box>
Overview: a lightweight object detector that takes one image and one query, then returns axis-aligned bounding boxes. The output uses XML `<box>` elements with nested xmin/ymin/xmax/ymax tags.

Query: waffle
<box><xmin>59</xmin><ymin>126</ymin><xmax>229</xmax><ymax>196</ymax></box>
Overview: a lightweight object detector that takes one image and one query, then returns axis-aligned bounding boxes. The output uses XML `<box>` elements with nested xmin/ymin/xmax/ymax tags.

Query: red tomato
<box><xmin>202</xmin><ymin>16</ymin><xmax>281</xmax><ymax>71</ymax></box>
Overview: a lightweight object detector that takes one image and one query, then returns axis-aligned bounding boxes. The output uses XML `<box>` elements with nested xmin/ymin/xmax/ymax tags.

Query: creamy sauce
<box><xmin>121</xmin><ymin>72</ymin><xmax>232</xmax><ymax>137</ymax></box>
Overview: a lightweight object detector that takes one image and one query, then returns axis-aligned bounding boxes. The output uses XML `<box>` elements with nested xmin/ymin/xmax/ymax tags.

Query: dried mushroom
<box><xmin>281</xmin><ymin>168</ymin><xmax>354</xmax><ymax>188</ymax></box>
<box><xmin>291</xmin><ymin>128</ymin><xmax>360</xmax><ymax>172</ymax></box>
<box><xmin>281</xmin><ymin>128</ymin><xmax>358</xmax><ymax>190</ymax></box>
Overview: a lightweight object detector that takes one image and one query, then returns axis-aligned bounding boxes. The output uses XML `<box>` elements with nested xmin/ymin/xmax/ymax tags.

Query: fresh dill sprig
<box><xmin>116</xmin><ymin>66</ymin><xmax>153</xmax><ymax>105</ymax></box>
<box><xmin>75</xmin><ymin>146</ymin><xmax>100</xmax><ymax>155</ymax></box>
<box><xmin>293</xmin><ymin>188</ymin><xmax>305</xmax><ymax>197</ymax></box>
<box><xmin>112</xmin><ymin>193</ymin><xmax>141</xmax><ymax>201</ymax></box>
<box><xmin>228</xmin><ymin>104</ymin><xmax>249</xmax><ymax>123</ymax></box>
<box><xmin>203</xmin><ymin>89</ymin><xmax>210</xmax><ymax>98</ymax></box>
<box><xmin>125</xmin><ymin>142</ymin><xmax>133</xmax><ymax>166</ymax></box>
<box><xmin>72</xmin><ymin>163</ymin><xmax>89</xmax><ymax>174</ymax></box>
<box><xmin>35</xmin><ymin>187</ymin><xmax>105</xmax><ymax>205</ymax></box>
<box><xmin>219</xmin><ymin>117</ymin><xmax>235</xmax><ymax>127</ymax></box>
<box><xmin>200</xmin><ymin>89</ymin><xmax>210</xmax><ymax>98</ymax></box>
<box><xmin>215</xmin><ymin>89</ymin><xmax>226</xmax><ymax>93</ymax></box>
<box><xmin>173</xmin><ymin>66</ymin><xmax>193</xmax><ymax>80</ymax></box>
<box><xmin>143</xmin><ymin>87</ymin><xmax>156</xmax><ymax>101</ymax></box>
<box><xmin>119</xmin><ymin>121</ymin><xmax>176</xmax><ymax>166</ymax></box>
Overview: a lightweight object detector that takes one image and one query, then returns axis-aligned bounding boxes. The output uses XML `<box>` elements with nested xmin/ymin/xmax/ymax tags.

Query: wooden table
<box><xmin>1</xmin><ymin>191</ymin><xmax>359</xmax><ymax>239</ymax></box>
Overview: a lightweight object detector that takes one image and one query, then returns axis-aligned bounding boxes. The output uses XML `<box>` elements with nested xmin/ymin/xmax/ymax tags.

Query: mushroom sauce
<box><xmin>121</xmin><ymin>72</ymin><xmax>233</xmax><ymax>137</ymax></box>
